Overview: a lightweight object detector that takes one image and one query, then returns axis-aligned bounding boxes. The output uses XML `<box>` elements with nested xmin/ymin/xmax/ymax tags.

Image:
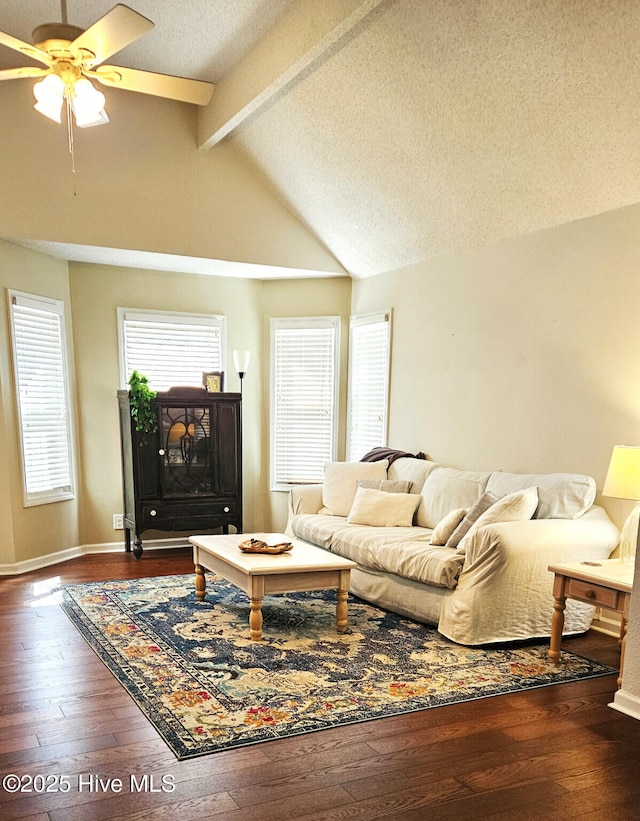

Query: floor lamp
<box><xmin>233</xmin><ymin>350</ymin><xmax>251</xmax><ymax>395</ymax></box>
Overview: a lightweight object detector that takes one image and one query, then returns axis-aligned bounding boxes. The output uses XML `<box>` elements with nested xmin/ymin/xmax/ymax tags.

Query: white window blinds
<box><xmin>271</xmin><ymin>317</ymin><xmax>339</xmax><ymax>487</ymax></box>
<box><xmin>9</xmin><ymin>291</ymin><xmax>74</xmax><ymax>506</ymax></box>
<box><xmin>347</xmin><ymin>311</ymin><xmax>391</xmax><ymax>462</ymax></box>
<box><xmin>118</xmin><ymin>309</ymin><xmax>225</xmax><ymax>391</ymax></box>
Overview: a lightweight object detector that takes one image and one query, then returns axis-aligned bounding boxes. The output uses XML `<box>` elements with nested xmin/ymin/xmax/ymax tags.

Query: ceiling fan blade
<box><xmin>71</xmin><ymin>4</ymin><xmax>154</xmax><ymax>68</ymax></box>
<box><xmin>0</xmin><ymin>29</ymin><xmax>51</xmax><ymax>65</ymax></box>
<box><xmin>92</xmin><ymin>65</ymin><xmax>214</xmax><ymax>106</ymax></box>
<box><xmin>0</xmin><ymin>66</ymin><xmax>49</xmax><ymax>81</ymax></box>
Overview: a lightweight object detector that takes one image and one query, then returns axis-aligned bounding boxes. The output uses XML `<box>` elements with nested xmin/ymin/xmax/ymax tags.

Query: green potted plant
<box><xmin>128</xmin><ymin>370</ymin><xmax>158</xmax><ymax>438</ymax></box>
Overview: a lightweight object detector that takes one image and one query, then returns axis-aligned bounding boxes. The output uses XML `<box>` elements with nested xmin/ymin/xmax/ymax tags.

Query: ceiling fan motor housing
<box><xmin>33</xmin><ymin>23</ymin><xmax>84</xmax><ymax>46</ymax></box>
<box><xmin>32</xmin><ymin>23</ymin><xmax>94</xmax><ymax>66</ymax></box>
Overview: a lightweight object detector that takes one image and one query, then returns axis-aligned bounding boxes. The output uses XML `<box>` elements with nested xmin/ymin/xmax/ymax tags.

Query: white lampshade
<box><xmin>232</xmin><ymin>350</ymin><xmax>251</xmax><ymax>375</ymax></box>
<box><xmin>603</xmin><ymin>446</ymin><xmax>640</xmax><ymax>501</ymax></box>
<box><xmin>603</xmin><ymin>445</ymin><xmax>640</xmax><ymax>562</ymax></box>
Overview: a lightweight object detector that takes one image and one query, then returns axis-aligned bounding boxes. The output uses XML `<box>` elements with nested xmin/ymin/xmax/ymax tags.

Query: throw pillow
<box><xmin>429</xmin><ymin>507</ymin><xmax>467</xmax><ymax>545</ymax></box>
<box><xmin>445</xmin><ymin>492</ymin><xmax>498</xmax><ymax>548</ymax></box>
<box><xmin>347</xmin><ymin>486</ymin><xmax>422</xmax><ymax>527</ymax></box>
<box><xmin>455</xmin><ymin>486</ymin><xmax>540</xmax><ymax>553</ymax></box>
<box><xmin>416</xmin><ymin>467</ymin><xmax>492</xmax><ymax>529</ymax></box>
<box><xmin>357</xmin><ymin>478</ymin><xmax>413</xmax><ymax>493</ymax></box>
<box><xmin>321</xmin><ymin>460</ymin><xmax>389</xmax><ymax>517</ymax></box>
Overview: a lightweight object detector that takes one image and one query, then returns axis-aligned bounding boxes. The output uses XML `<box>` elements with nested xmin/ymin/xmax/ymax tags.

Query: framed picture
<box><xmin>203</xmin><ymin>371</ymin><xmax>224</xmax><ymax>392</ymax></box>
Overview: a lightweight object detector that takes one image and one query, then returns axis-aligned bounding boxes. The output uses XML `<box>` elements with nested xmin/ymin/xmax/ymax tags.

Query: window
<box><xmin>9</xmin><ymin>290</ymin><xmax>75</xmax><ymax>506</ymax></box>
<box><xmin>347</xmin><ymin>310</ymin><xmax>391</xmax><ymax>462</ymax></box>
<box><xmin>118</xmin><ymin>308</ymin><xmax>225</xmax><ymax>391</ymax></box>
<box><xmin>271</xmin><ymin>317</ymin><xmax>339</xmax><ymax>488</ymax></box>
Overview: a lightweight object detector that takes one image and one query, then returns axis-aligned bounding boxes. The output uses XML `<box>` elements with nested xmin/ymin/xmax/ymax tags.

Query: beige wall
<box><xmin>0</xmin><ymin>240</ymin><xmax>80</xmax><ymax>564</ymax></box>
<box><xmin>352</xmin><ymin>202</ymin><xmax>640</xmax><ymax>530</ymax></box>
<box><xmin>0</xmin><ymin>81</ymin><xmax>343</xmax><ymax>276</ymax></box>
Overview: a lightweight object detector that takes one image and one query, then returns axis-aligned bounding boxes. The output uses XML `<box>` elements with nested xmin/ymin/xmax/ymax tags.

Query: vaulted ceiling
<box><xmin>2</xmin><ymin>0</ymin><xmax>640</xmax><ymax>279</ymax></box>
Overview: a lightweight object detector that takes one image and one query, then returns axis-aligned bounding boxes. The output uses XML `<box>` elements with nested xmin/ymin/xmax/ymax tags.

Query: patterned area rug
<box><xmin>59</xmin><ymin>574</ymin><xmax>614</xmax><ymax>760</ymax></box>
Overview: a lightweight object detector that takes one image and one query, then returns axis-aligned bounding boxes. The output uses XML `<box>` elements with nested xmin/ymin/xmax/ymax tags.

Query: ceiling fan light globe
<box><xmin>34</xmin><ymin>99</ymin><xmax>63</xmax><ymax>122</ymax></box>
<box><xmin>72</xmin><ymin>100</ymin><xmax>109</xmax><ymax>128</ymax></box>
<box><xmin>33</xmin><ymin>73</ymin><xmax>64</xmax><ymax>103</ymax></box>
<box><xmin>73</xmin><ymin>78</ymin><xmax>104</xmax><ymax>107</ymax></box>
<box><xmin>72</xmin><ymin>78</ymin><xmax>108</xmax><ymax>127</ymax></box>
<box><xmin>33</xmin><ymin>74</ymin><xmax>64</xmax><ymax>122</ymax></box>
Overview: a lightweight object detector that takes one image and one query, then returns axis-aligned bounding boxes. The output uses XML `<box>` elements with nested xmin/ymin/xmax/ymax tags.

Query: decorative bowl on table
<box><xmin>238</xmin><ymin>538</ymin><xmax>293</xmax><ymax>554</ymax></box>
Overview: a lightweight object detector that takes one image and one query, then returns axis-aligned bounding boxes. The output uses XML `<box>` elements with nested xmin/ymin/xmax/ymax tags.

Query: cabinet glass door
<box><xmin>160</xmin><ymin>405</ymin><xmax>213</xmax><ymax>497</ymax></box>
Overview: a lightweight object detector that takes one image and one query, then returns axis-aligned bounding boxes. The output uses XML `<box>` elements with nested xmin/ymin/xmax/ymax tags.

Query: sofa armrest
<box><xmin>290</xmin><ymin>484</ymin><xmax>324</xmax><ymax>515</ymax></box>
<box><xmin>464</xmin><ymin>506</ymin><xmax>620</xmax><ymax>566</ymax></box>
<box><xmin>438</xmin><ymin>505</ymin><xmax>619</xmax><ymax>645</ymax></box>
<box><xmin>285</xmin><ymin>484</ymin><xmax>324</xmax><ymax>535</ymax></box>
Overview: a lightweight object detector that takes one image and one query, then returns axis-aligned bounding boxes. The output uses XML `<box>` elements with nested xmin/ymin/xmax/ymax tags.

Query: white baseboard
<box><xmin>0</xmin><ymin>537</ymin><xmax>192</xmax><ymax>576</ymax></box>
<box><xmin>609</xmin><ymin>689</ymin><xmax>640</xmax><ymax>721</ymax></box>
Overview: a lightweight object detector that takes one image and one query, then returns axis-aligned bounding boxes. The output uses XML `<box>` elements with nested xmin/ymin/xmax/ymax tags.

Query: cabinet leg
<box><xmin>133</xmin><ymin>536</ymin><xmax>143</xmax><ymax>559</ymax></box>
<box><xmin>124</xmin><ymin>528</ymin><xmax>131</xmax><ymax>553</ymax></box>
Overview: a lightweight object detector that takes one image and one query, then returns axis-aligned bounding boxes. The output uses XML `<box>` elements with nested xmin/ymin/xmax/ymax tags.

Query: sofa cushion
<box><xmin>357</xmin><ymin>478</ymin><xmax>413</xmax><ymax>493</ymax></box>
<box><xmin>290</xmin><ymin>513</ymin><xmax>349</xmax><ymax>549</ymax></box>
<box><xmin>321</xmin><ymin>460</ymin><xmax>389</xmax><ymax>516</ymax></box>
<box><xmin>387</xmin><ymin>457</ymin><xmax>441</xmax><ymax>494</ymax></box>
<box><xmin>329</xmin><ymin>525</ymin><xmax>463</xmax><ymax>588</ymax></box>
<box><xmin>445</xmin><ymin>492</ymin><xmax>499</xmax><ymax>548</ymax></box>
<box><xmin>417</xmin><ymin>467</ymin><xmax>492</xmax><ymax>528</ymax></box>
<box><xmin>486</xmin><ymin>471</ymin><xmax>595</xmax><ymax>519</ymax></box>
<box><xmin>430</xmin><ymin>508</ymin><xmax>467</xmax><ymax>545</ymax></box>
<box><xmin>347</xmin><ymin>487</ymin><xmax>422</xmax><ymax>527</ymax></box>
<box><xmin>329</xmin><ymin>524</ymin><xmax>433</xmax><ymax>561</ymax></box>
<box><xmin>455</xmin><ymin>487</ymin><xmax>539</xmax><ymax>553</ymax></box>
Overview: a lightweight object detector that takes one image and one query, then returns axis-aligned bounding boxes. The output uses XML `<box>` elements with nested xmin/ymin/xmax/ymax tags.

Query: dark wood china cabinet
<box><xmin>117</xmin><ymin>388</ymin><xmax>242</xmax><ymax>558</ymax></box>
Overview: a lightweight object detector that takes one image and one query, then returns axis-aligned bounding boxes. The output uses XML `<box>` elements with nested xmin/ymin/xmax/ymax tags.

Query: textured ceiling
<box><xmin>230</xmin><ymin>0</ymin><xmax>640</xmax><ymax>277</ymax></box>
<box><xmin>2</xmin><ymin>0</ymin><xmax>640</xmax><ymax>279</ymax></box>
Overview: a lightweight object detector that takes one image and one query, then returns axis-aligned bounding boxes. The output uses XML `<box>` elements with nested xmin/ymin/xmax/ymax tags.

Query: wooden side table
<box><xmin>548</xmin><ymin>559</ymin><xmax>634</xmax><ymax>688</ymax></box>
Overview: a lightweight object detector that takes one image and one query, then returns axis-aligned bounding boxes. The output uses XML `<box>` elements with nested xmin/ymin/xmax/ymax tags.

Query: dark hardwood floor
<box><xmin>1</xmin><ymin>548</ymin><xmax>639</xmax><ymax>820</ymax></box>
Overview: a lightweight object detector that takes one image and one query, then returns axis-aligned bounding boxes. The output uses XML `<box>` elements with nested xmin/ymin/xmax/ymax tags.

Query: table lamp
<box><xmin>232</xmin><ymin>350</ymin><xmax>251</xmax><ymax>395</ymax></box>
<box><xmin>602</xmin><ymin>445</ymin><xmax>640</xmax><ymax>562</ymax></box>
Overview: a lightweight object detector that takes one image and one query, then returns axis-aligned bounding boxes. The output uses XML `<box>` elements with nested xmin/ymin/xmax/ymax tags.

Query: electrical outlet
<box><xmin>113</xmin><ymin>514</ymin><xmax>124</xmax><ymax>530</ymax></box>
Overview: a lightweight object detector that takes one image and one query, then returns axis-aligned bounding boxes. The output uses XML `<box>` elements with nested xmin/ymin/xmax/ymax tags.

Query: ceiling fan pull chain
<box><xmin>65</xmin><ymin>92</ymin><xmax>76</xmax><ymax>175</ymax></box>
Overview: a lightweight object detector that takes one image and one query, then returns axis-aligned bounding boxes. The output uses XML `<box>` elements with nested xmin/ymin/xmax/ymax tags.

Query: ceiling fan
<box><xmin>0</xmin><ymin>2</ymin><xmax>214</xmax><ymax>128</ymax></box>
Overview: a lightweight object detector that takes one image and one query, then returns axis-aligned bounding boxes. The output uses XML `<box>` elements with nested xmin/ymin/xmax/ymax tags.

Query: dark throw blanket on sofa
<box><xmin>360</xmin><ymin>446</ymin><xmax>427</xmax><ymax>464</ymax></box>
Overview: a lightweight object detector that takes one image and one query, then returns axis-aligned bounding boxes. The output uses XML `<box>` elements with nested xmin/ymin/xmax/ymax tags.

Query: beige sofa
<box><xmin>286</xmin><ymin>457</ymin><xmax>620</xmax><ymax>645</ymax></box>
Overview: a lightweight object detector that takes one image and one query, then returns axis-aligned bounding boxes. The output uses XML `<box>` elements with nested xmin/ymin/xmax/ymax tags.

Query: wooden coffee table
<box><xmin>189</xmin><ymin>532</ymin><xmax>357</xmax><ymax>641</ymax></box>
